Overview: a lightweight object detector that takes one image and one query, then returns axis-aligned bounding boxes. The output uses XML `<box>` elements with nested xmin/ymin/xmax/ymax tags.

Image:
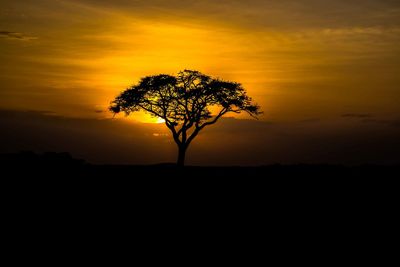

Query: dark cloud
<box><xmin>341</xmin><ymin>114</ymin><xmax>400</xmax><ymax>127</ymax></box>
<box><xmin>342</xmin><ymin>113</ymin><xmax>373</xmax><ymax>118</ymax></box>
<box><xmin>0</xmin><ymin>31</ymin><xmax>37</xmax><ymax>41</ymax></box>
<box><xmin>0</xmin><ymin>109</ymin><xmax>175</xmax><ymax>164</ymax></box>
<box><xmin>1</xmin><ymin>109</ymin><xmax>399</xmax><ymax>165</ymax></box>
<box><xmin>362</xmin><ymin>118</ymin><xmax>400</xmax><ymax>127</ymax></box>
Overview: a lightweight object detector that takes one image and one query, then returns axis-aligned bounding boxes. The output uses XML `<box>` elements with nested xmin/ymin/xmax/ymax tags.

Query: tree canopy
<box><xmin>110</xmin><ymin>70</ymin><xmax>261</xmax><ymax>165</ymax></box>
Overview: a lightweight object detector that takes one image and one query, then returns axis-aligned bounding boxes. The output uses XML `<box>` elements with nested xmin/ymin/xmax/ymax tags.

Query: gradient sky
<box><xmin>1</xmin><ymin>0</ymin><xmax>400</xmax><ymax>164</ymax></box>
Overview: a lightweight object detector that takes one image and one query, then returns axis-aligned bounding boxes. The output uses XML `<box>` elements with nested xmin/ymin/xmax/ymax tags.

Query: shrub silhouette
<box><xmin>110</xmin><ymin>70</ymin><xmax>261</xmax><ymax>166</ymax></box>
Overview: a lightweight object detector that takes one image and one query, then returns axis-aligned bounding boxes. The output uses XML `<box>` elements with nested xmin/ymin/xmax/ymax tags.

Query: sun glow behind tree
<box><xmin>110</xmin><ymin>70</ymin><xmax>261</xmax><ymax>165</ymax></box>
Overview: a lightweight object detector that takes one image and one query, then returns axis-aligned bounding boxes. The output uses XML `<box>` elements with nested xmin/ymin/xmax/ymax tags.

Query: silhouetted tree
<box><xmin>110</xmin><ymin>70</ymin><xmax>261</xmax><ymax>166</ymax></box>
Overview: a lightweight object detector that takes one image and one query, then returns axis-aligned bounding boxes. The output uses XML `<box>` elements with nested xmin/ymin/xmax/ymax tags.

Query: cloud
<box><xmin>342</xmin><ymin>113</ymin><xmax>373</xmax><ymax>118</ymax></box>
<box><xmin>1</xmin><ymin>109</ymin><xmax>399</xmax><ymax>165</ymax></box>
<box><xmin>0</xmin><ymin>109</ymin><xmax>174</xmax><ymax>165</ymax></box>
<box><xmin>68</xmin><ymin>0</ymin><xmax>400</xmax><ymax>30</ymax></box>
<box><xmin>0</xmin><ymin>31</ymin><xmax>38</xmax><ymax>41</ymax></box>
<box><xmin>341</xmin><ymin>114</ymin><xmax>400</xmax><ymax>127</ymax></box>
<box><xmin>362</xmin><ymin>118</ymin><xmax>400</xmax><ymax>128</ymax></box>
<box><xmin>322</xmin><ymin>27</ymin><xmax>400</xmax><ymax>36</ymax></box>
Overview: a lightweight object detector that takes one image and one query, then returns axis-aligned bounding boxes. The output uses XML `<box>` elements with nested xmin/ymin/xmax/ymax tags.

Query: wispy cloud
<box><xmin>342</xmin><ymin>113</ymin><xmax>373</xmax><ymax>118</ymax></box>
<box><xmin>341</xmin><ymin>113</ymin><xmax>400</xmax><ymax>128</ymax></box>
<box><xmin>321</xmin><ymin>27</ymin><xmax>400</xmax><ymax>36</ymax></box>
<box><xmin>0</xmin><ymin>31</ymin><xmax>38</xmax><ymax>41</ymax></box>
<box><xmin>362</xmin><ymin>118</ymin><xmax>400</xmax><ymax>128</ymax></box>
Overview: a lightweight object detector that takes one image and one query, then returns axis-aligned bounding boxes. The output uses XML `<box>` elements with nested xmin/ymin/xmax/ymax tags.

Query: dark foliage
<box><xmin>110</xmin><ymin>70</ymin><xmax>261</xmax><ymax>166</ymax></box>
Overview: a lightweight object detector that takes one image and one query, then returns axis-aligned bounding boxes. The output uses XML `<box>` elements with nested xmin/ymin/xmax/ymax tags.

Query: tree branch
<box><xmin>198</xmin><ymin>108</ymin><xmax>228</xmax><ymax>130</ymax></box>
<box><xmin>165</xmin><ymin>120</ymin><xmax>181</xmax><ymax>146</ymax></box>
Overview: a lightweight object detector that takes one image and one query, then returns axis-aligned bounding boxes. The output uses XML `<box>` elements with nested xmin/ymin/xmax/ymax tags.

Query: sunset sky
<box><xmin>1</xmin><ymin>0</ymin><xmax>400</xmax><ymax>165</ymax></box>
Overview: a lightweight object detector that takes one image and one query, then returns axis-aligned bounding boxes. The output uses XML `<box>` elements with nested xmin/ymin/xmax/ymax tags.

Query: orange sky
<box><xmin>1</xmin><ymin>1</ymin><xmax>400</xmax><ymax>165</ymax></box>
<box><xmin>1</xmin><ymin>0</ymin><xmax>399</xmax><ymax>124</ymax></box>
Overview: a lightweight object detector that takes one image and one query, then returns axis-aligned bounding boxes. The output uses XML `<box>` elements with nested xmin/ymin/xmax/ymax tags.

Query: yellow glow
<box><xmin>123</xmin><ymin>111</ymin><xmax>166</xmax><ymax>124</ymax></box>
<box><xmin>156</xmin><ymin>118</ymin><xmax>166</xmax><ymax>124</ymax></box>
<box><xmin>140</xmin><ymin>116</ymin><xmax>162</xmax><ymax>124</ymax></box>
<box><xmin>2</xmin><ymin>0</ymin><xmax>399</xmax><ymax>122</ymax></box>
<box><xmin>80</xmin><ymin>21</ymin><xmax>272</xmax><ymax>121</ymax></box>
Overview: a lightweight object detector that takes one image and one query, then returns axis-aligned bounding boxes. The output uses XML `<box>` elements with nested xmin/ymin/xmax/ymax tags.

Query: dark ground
<box><xmin>1</xmin><ymin>151</ymin><xmax>396</xmax><ymax>264</ymax></box>
<box><xmin>2</xmin><ymin>152</ymin><xmax>397</xmax><ymax>224</ymax></box>
<box><xmin>2</xmin><ymin>151</ymin><xmax>397</xmax><ymax>230</ymax></box>
<box><xmin>2</xmin><ymin>151</ymin><xmax>398</xmax><ymax>214</ymax></box>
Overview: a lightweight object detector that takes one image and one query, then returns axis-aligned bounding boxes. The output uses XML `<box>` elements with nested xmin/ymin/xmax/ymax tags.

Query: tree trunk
<box><xmin>177</xmin><ymin>145</ymin><xmax>187</xmax><ymax>167</ymax></box>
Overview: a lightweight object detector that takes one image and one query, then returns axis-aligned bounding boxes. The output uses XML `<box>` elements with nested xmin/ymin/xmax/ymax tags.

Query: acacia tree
<box><xmin>110</xmin><ymin>70</ymin><xmax>261</xmax><ymax>166</ymax></box>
